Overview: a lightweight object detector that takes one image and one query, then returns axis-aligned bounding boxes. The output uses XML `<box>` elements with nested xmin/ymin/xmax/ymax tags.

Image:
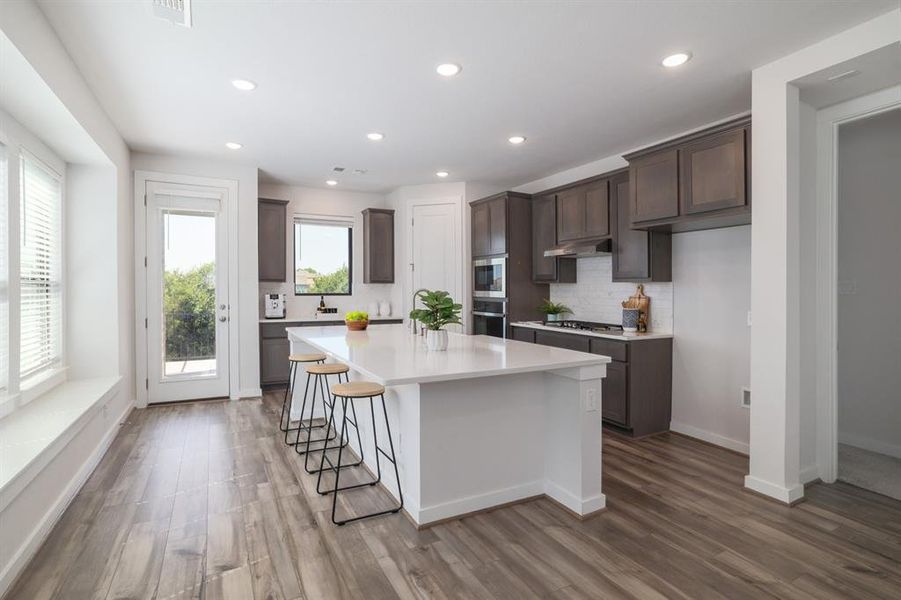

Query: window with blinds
<box><xmin>20</xmin><ymin>155</ymin><xmax>62</xmax><ymax>380</ymax></box>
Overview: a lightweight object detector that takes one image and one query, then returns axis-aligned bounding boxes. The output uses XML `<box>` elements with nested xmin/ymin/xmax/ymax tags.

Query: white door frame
<box><xmin>401</xmin><ymin>196</ymin><xmax>465</xmax><ymax>330</ymax></box>
<box><xmin>814</xmin><ymin>85</ymin><xmax>901</xmax><ymax>482</ymax></box>
<box><xmin>134</xmin><ymin>170</ymin><xmax>240</xmax><ymax>407</ymax></box>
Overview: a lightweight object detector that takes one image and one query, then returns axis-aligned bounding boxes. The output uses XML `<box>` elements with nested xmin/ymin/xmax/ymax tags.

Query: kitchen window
<box><xmin>294</xmin><ymin>217</ymin><xmax>352</xmax><ymax>295</ymax></box>
<box><xmin>20</xmin><ymin>154</ymin><xmax>62</xmax><ymax>381</ymax></box>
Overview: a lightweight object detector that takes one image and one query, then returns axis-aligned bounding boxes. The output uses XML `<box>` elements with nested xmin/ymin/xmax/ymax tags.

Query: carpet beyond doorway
<box><xmin>838</xmin><ymin>443</ymin><xmax>901</xmax><ymax>501</ymax></box>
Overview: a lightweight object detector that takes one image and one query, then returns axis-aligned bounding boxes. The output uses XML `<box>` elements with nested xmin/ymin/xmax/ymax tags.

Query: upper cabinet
<box><xmin>626</xmin><ymin>117</ymin><xmax>751</xmax><ymax>232</ymax></box>
<box><xmin>532</xmin><ymin>193</ymin><xmax>576</xmax><ymax>283</ymax></box>
<box><xmin>472</xmin><ymin>195</ymin><xmax>507</xmax><ymax>257</ymax></box>
<box><xmin>556</xmin><ymin>179</ymin><xmax>610</xmax><ymax>242</ymax></box>
<box><xmin>258</xmin><ymin>198</ymin><xmax>288</xmax><ymax>282</ymax></box>
<box><xmin>610</xmin><ymin>171</ymin><xmax>671</xmax><ymax>282</ymax></box>
<box><xmin>362</xmin><ymin>208</ymin><xmax>395</xmax><ymax>283</ymax></box>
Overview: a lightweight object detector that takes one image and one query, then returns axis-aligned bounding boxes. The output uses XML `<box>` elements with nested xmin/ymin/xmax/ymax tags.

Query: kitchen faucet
<box><xmin>411</xmin><ymin>288</ymin><xmax>428</xmax><ymax>335</ymax></box>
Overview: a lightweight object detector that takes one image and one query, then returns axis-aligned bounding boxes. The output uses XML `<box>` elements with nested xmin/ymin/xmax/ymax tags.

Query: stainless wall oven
<box><xmin>472</xmin><ymin>299</ymin><xmax>507</xmax><ymax>339</ymax></box>
<box><xmin>473</xmin><ymin>257</ymin><xmax>506</xmax><ymax>298</ymax></box>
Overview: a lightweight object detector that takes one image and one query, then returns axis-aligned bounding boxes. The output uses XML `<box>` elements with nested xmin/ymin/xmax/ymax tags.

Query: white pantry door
<box><xmin>145</xmin><ymin>181</ymin><xmax>230</xmax><ymax>403</ymax></box>
<box><xmin>410</xmin><ymin>202</ymin><xmax>461</xmax><ymax>329</ymax></box>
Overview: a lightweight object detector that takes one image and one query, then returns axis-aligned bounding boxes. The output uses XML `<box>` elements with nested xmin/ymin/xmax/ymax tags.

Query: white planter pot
<box><xmin>426</xmin><ymin>329</ymin><xmax>448</xmax><ymax>351</ymax></box>
<box><xmin>546</xmin><ymin>313</ymin><xmax>559</xmax><ymax>322</ymax></box>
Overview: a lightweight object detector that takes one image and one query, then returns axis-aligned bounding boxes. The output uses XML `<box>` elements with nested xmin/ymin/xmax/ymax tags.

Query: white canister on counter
<box><xmin>379</xmin><ymin>300</ymin><xmax>391</xmax><ymax>316</ymax></box>
<box><xmin>368</xmin><ymin>302</ymin><xmax>380</xmax><ymax>317</ymax></box>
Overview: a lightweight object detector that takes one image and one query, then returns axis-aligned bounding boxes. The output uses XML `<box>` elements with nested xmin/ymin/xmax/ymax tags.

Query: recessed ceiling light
<box><xmin>508</xmin><ymin>135</ymin><xmax>526</xmax><ymax>145</ymax></box>
<box><xmin>225</xmin><ymin>142</ymin><xmax>243</xmax><ymax>150</ymax></box>
<box><xmin>436</xmin><ymin>63</ymin><xmax>462</xmax><ymax>77</ymax></box>
<box><xmin>231</xmin><ymin>79</ymin><xmax>257</xmax><ymax>91</ymax></box>
<box><xmin>661</xmin><ymin>52</ymin><xmax>691</xmax><ymax>68</ymax></box>
<box><xmin>366</xmin><ymin>132</ymin><xmax>384</xmax><ymax>141</ymax></box>
<box><xmin>436</xmin><ymin>171</ymin><xmax>449</xmax><ymax>178</ymax></box>
<box><xmin>326</xmin><ymin>180</ymin><xmax>338</xmax><ymax>186</ymax></box>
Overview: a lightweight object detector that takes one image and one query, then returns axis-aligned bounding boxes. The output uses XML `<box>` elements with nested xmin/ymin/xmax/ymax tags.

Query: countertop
<box><xmin>260</xmin><ymin>315</ymin><xmax>403</xmax><ymax>324</ymax></box>
<box><xmin>287</xmin><ymin>324</ymin><xmax>609</xmax><ymax>386</ymax></box>
<box><xmin>511</xmin><ymin>321</ymin><xmax>673</xmax><ymax>341</ymax></box>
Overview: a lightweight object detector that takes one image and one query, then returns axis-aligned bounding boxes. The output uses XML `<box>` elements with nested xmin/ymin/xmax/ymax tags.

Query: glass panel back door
<box><xmin>146</xmin><ymin>181</ymin><xmax>230</xmax><ymax>403</ymax></box>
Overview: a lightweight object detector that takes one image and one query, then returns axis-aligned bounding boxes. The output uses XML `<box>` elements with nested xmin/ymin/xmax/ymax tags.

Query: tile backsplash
<box><xmin>549</xmin><ymin>256</ymin><xmax>673</xmax><ymax>332</ymax></box>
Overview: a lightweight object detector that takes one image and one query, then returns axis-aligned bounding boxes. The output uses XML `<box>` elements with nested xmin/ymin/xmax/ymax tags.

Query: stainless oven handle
<box><xmin>472</xmin><ymin>311</ymin><xmax>507</xmax><ymax>317</ymax></box>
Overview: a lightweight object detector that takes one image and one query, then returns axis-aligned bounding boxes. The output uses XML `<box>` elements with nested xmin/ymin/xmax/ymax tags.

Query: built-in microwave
<box><xmin>473</xmin><ymin>257</ymin><xmax>506</xmax><ymax>298</ymax></box>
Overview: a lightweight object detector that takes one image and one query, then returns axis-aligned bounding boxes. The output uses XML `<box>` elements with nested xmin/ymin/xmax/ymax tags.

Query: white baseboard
<box><xmin>0</xmin><ymin>400</ymin><xmax>132</xmax><ymax>597</ymax></box>
<box><xmin>544</xmin><ymin>480</ymin><xmax>606</xmax><ymax>515</ymax></box>
<box><xmin>838</xmin><ymin>432</ymin><xmax>901</xmax><ymax>460</ymax></box>
<box><xmin>670</xmin><ymin>421</ymin><xmax>749</xmax><ymax>455</ymax></box>
<box><xmin>799</xmin><ymin>464</ymin><xmax>820</xmax><ymax>484</ymax></box>
<box><xmin>416</xmin><ymin>480</ymin><xmax>545</xmax><ymax>525</ymax></box>
<box><xmin>236</xmin><ymin>387</ymin><xmax>263</xmax><ymax>400</ymax></box>
<box><xmin>744</xmin><ymin>475</ymin><xmax>804</xmax><ymax>504</ymax></box>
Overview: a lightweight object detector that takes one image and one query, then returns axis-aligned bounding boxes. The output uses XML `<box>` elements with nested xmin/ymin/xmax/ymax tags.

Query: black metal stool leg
<box><xmin>279</xmin><ymin>361</ymin><xmax>296</xmax><ymax>432</ymax></box>
<box><xmin>305</xmin><ymin>372</ymin><xmax>363</xmax><ymax>474</ymax></box>
<box><xmin>284</xmin><ymin>368</ymin><xmax>310</xmax><ymax>445</ymax></box>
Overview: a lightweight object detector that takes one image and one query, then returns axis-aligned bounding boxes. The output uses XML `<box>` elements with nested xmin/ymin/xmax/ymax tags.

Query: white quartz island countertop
<box><xmin>287</xmin><ymin>323</ymin><xmax>610</xmax><ymax>386</ymax></box>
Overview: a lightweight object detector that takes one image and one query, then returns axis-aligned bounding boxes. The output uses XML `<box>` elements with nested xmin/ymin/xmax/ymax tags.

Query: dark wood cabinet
<box><xmin>258</xmin><ymin>198</ymin><xmax>288</xmax><ymax>282</ymax></box>
<box><xmin>629</xmin><ymin>149</ymin><xmax>679</xmax><ymax>224</ymax></box>
<box><xmin>511</xmin><ymin>327</ymin><xmax>536</xmax><ymax>343</ymax></box>
<box><xmin>680</xmin><ymin>127</ymin><xmax>747</xmax><ymax>215</ymax></box>
<box><xmin>625</xmin><ymin>117</ymin><xmax>751</xmax><ymax>233</ymax></box>
<box><xmin>556</xmin><ymin>180</ymin><xmax>610</xmax><ymax>242</ymax></box>
<box><xmin>362</xmin><ymin>208</ymin><xmax>394</xmax><ymax>283</ymax></box>
<box><xmin>534</xmin><ymin>330</ymin><xmax>590</xmax><ymax>352</ymax></box>
<box><xmin>601</xmin><ymin>361</ymin><xmax>628</xmax><ymax>426</ymax></box>
<box><xmin>472</xmin><ymin>196</ymin><xmax>507</xmax><ymax>257</ymax></box>
<box><xmin>610</xmin><ymin>172</ymin><xmax>672</xmax><ymax>282</ymax></box>
<box><xmin>531</xmin><ymin>194</ymin><xmax>576</xmax><ymax>283</ymax></box>
<box><xmin>521</xmin><ymin>325</ymin><xmax>673</xmax><ymax>437</ymax></box>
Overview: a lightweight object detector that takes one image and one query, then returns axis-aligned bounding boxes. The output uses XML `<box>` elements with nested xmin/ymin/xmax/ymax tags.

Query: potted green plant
<box><xmin>408</xmin><ymin>289</ymin><xmax>462</xmax><ymax>351</ymax></box>
<box><xmin>538</xmin><ymin>299</ymin><xmax>572</xmax><ymax>323</ymax></box>
<box><xmin>345</xmin><ymin>310</ymin><xmax>369</xmax><ymax>331</ymax></box>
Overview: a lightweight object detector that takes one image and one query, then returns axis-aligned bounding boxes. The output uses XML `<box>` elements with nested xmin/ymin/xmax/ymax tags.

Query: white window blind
<box><xmin>20</xmin><ymin>155</ymin><xmax>62</xmax><ymax>380</ymax></box>
<box><xmin>0</xmin><ymin>145</ymin><xmax>7</xmax><ymax>391</ymax></box>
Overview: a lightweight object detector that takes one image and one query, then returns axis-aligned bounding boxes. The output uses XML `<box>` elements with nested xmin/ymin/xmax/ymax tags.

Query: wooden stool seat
<box><xmin>331</xmin><ymin>381</ymin><xmax>385</xmax><ymax>398</ymax></box>
<box><xmin>289</xmin><ymin>353</ymin><xmax>327</xmax><ymax>363</ymax></box>
<box><xmin>306</xmin><ymin>363</ymin><xmax>350</xmax><ymax>375</ymax></box>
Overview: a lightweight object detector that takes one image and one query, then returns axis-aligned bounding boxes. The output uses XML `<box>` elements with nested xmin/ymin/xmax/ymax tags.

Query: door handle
<box><xmin>219</xmin><ymin>315</ymin><xmax>227</xmax><ymax>322</ymax></box>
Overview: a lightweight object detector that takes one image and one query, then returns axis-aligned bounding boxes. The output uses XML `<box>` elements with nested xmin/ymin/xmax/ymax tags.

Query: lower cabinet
<box><xmin>522</xmin><ymin>325</ymin><xmax>673</xmax><ymax>437</ymax></box>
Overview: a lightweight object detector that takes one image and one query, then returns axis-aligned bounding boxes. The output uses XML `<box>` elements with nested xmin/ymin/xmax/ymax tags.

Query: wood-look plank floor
<box><xmin>7</xmin><ymin>392</ymin><xmax>901</xmax><ymax>600</ymax></box>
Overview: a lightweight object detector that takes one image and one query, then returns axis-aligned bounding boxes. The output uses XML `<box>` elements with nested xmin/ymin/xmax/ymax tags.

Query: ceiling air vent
<box><xmin>152</xmin><ymin>0</ymin><xmax>192</xmax><ymax>28</ymax></box>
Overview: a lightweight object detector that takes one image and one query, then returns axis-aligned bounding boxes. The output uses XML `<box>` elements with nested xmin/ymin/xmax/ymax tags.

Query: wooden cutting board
<box><xmin>622</xmin><ymin>284</ymin><xmax>650</xmax><ymax>330</ymax></box>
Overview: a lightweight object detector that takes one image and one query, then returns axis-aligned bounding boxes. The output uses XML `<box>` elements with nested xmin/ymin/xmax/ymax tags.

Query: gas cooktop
<box><xmin>542</xmin><ymin>320</ymin><xmax>624</xmax><ymax>333</ymax></box>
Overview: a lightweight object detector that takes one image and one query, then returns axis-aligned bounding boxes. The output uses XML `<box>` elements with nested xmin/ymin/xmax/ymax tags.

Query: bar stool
<box><xmin>317</xmin><ymin>381</ymin><xmax>403</xmax><ymax>525</ymax></box>
<box><xmin>295</xmin><ymin>363</ymin><xmax>364</xmax><ymax>476</ymax></box>
<box><xmin>280</xmin><ymin>353</ymin><xmax>327</xmax><ymax>445</ymax></box>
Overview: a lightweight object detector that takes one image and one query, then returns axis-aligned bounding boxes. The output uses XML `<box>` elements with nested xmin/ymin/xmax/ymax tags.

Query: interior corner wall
<box><xmin>66</xmin><ymin>165</ymin><xmax>119</xmax><ymax>378</ymax></box>
<box><xmin>131</xmin><ymin>152</ymin><xmax>260</xmax><ymax>398</ymax></box>
<box><xmin>747</xmin><ymin>9</ymin><xmax>899</xmax><ymax>503</ymax></box>
<box><xmin>836</xmin><ymin>108</ymin><xmax>901</xmax><ymax>459</ymax></box>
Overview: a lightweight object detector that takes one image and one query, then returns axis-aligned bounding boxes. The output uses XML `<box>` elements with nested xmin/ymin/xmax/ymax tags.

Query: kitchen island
<box><xmin>287</xmin><ymin>324</ymin><xmax>610</xmax><ymax>526</ymax></box>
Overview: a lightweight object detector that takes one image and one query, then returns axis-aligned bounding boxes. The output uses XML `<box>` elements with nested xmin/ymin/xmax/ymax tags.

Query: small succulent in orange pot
<box><xmin>345</xmin><ymin>311</ymin><xmax>369</xmax><ymax>331</ymax></box>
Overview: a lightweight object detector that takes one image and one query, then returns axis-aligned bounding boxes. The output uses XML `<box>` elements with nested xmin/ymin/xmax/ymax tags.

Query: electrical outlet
<box><xmin>746</xmin><ymin>311</ymin><xmax>752</xmax><ymax>327</ymax></box>
<box><xmin>740</xmin><ymin>387</ymin><xmax>751</xmax><ymax>408</ymax></box>
<box><xmin>585</xmin><ymin>389</ymin><xmax>598</xmax><ymax>412</ymax></box>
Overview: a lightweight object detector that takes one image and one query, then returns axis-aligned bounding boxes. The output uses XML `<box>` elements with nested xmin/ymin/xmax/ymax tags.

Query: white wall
<box><xmin>670</xmin><ymin>227</ymin><xmax>751</xmax><ymax>454</ymax></box>
<box><xmin>132</xmin><ymin>152</ymin><xmax>260</xmax><ymax>398</ymax></box>
<box><xmin>258</xmin><ymin>182</ymin><xmax>402</xmax><ymax>318</ymax></box>
<box><xmin>747</xmin><ymin>9</ymin><xmax>899</xmax><ymax>503</ymax></box>
<box><xmin>836</xmin><ymin>108</ymin><xmax>901</xmax><ymax>459</ymax></box>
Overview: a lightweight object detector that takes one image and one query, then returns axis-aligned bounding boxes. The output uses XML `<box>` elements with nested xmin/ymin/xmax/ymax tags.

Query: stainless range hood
<box><xmin>543</xmin><ymin>237</ymin><xmax>612</xmax><ymax>258</ymax></box>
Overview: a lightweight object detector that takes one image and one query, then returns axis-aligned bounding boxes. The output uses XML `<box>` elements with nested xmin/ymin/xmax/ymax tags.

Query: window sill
<box><xmin>20</xmin><ymin>366</ymin><xmax>69</xmax><ymax>406</ymax></box>
<box><xmin>0</xmin><ymin>375</ymin><xmax>122</xmax><ymax>512</ymax></box>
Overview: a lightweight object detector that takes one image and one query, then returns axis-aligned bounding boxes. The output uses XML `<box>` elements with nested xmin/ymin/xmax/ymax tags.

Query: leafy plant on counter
<box><xmin>409</xmin><ymin>289</ymin><xmax>462</xmax><ymax>331</ymax></box>
<box><xmin>345</xmin><ymin>310</ymin><xmax>369</xmax><ymax>322</ymax></box>
<box><xmin>538</xmin><ymin>299</ymin><xmax>572</xmax><ymax>316</ymax></box>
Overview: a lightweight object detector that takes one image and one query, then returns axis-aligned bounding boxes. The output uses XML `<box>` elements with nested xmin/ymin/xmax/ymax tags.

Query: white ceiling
<box><xmin>36</xmin><ymin>0</ymin><xmax>896</xmax><ymax>191</ymax></box>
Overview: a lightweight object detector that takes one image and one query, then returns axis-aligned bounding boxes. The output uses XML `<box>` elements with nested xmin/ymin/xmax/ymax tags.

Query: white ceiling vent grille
<box><xmin>152</xmin><ymin>0</ymin><xmax>192</xmax><ymax>28</ymax></box>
